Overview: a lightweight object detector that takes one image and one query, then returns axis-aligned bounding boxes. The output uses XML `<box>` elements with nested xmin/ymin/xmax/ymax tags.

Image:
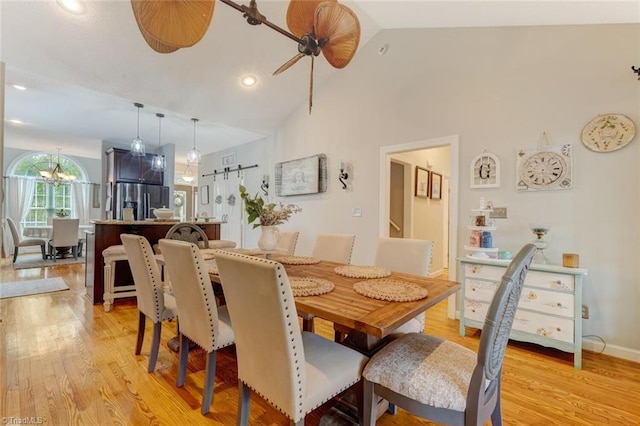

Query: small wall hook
<box><xmin>338</xmin><ymin>169</ymin><xmax>349</xmax><ymax>189</ymax></box>
<box><xmin>632</xmin><ymin>66</ymin><xmax>640</xmax><ymax>80</ymax></box>
<box><xmin>261</xmin><ymin>174</ymin><xmax>270</xmax><ymax>196</ymax></box>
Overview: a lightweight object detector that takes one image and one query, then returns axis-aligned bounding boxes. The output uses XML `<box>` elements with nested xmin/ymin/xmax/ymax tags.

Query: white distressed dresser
<box><xmin>458</xmin><ymin>257</ymin><xmax>588</xmax><ymax>369</ymax></box>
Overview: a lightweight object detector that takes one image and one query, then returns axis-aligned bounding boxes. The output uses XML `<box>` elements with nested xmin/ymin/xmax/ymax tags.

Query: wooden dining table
<box><xmin>208</xmin><ymin>256</ymin><xmax>461</xmax><ymax>354</ymax></box>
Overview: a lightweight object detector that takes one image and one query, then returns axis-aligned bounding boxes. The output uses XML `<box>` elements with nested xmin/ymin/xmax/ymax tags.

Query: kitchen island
<box><xmin>85</xmin><ymin>220</ymin><xmax>222</xmax><ymax>305</ymax></box>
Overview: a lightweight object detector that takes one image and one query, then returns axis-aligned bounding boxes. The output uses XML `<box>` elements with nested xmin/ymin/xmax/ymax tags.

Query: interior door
<box><xmin>389</xmin><ymin>161</ymin><xmax>404</xmax><ymax>237</ymax></box>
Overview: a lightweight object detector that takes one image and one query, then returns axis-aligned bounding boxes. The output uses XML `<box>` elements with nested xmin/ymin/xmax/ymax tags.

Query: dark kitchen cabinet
<box><xmin>106</xmin><ymin>148</ymin><xmax>164</xmax><ymax>185</ymax></box>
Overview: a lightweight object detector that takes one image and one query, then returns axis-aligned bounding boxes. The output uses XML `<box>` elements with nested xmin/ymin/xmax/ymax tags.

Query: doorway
<box><xmin>379</xmin><ymin>135</ymin><xmax>459</xmax><ymax>318</ymax></box>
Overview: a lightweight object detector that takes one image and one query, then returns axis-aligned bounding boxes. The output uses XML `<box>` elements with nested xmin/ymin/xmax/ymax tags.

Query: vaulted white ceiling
<box><xmin>2</xmin><ymin>1</ymin><xmax>638</xmax><ymax>162</ymax></box>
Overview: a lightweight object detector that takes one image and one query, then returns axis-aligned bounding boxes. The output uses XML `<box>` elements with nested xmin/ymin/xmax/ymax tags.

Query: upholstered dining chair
<box><xmin>158</xmin><ymin>238</ymin><xmax>235</xmax><ymax>415</ymax></box>
<box><xmin>49</xmin><ymin>218</ymin><xmax>80</xmax><ymax>261</ymax></box>
<box><xmin>311</xmin><ymin>233</ymin><xmax>356</xmax><ymax>264</ymax></box>
<box><xmin>303</xmin><ymin>233</ymin><xmax>356</xmax><ymax>332</ymax></box>
<box><xmin>335</xmin><ymin>237</ymin><xmax>434</xmax><ymax>344</ymax></box>
<box><xmin>215</xmin><ymin>251</ymin><xmax>369</xmax><ymax>426</ymax></box>
<box><xmin>120</xmin><ymin>234</ymin><xmax>178</xmax><ymax>373</ymax></box>
<box><xmin>361</xmin><ymin>244</ymin><xmax>536</xmax><ymax>426</ymax></box>
<box><xmin>6</xmin><ymin>217</ymin><xmax>46</xmax><ymax>263</ymax></box>
<box><xmin>274</xmin><ymin>230</ymin><xmax>299</xmax><ymax>255</ymax></box>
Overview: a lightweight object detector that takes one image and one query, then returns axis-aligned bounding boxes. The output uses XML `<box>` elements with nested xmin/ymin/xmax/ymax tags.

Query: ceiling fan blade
<box><xmin>273</xmin><ymin>53</ymin><xmax>305</xmax><ymax>76</ymax></box>
<box><xmin>131</xmin><ymin>0</ymin><xmax>215</xmax><ymax>48</ymax></box>
<box><xmin>315</xmin><ymin>2</ymin><xmax>360</xmax><ymax>69</ymax></box>
<box><xmin>286</xmin><ymin>0</ymin><xmax>336</xmax><ymax>37</ymax></box>
<box><xmin>131</xmin><ymin>5</ymin><xmax>181</xmax><ymax>53</ymax></box>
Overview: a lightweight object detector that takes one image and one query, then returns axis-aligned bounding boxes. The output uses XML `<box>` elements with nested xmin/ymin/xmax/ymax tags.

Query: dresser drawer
<box><xmin>519</xmin><ymin>288</ymin><xmax>574</xmax><ymax>318</ymax></box>
<box><xmin>464</xmin><ymin>264</ymin><xmax>505</xmax><ymax>281</ymax></box>
<box><xmin>513</xmin><ymin>310</ymin><xmax>574</xmax><ymax>344</ymax></box>
<box><xmin>526</xmin><ymin>271</ymin><xmax>575</xmax><ymax>292</ymax></box>
<box><xmin>465</xmin><ymin>279</ymin><xmax>498</xmax><ymax>302</ymax></box>
<box><xmin>464</xmin><ymin>299</ymin><xmax>490</xmax><ymax>323</ymax></box>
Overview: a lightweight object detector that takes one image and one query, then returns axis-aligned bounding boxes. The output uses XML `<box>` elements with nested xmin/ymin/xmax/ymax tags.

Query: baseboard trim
<box><xmin>583</xmin><ymin>337</ymin><xmax>640</xmax><ymax>363</ymax></box>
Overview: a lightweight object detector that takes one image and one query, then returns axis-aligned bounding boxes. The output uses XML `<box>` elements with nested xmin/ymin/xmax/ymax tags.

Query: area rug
<box><xmin>0</xmin><ymin>277</ymin><xmax>69</xmax><ymax>299</ymax></box>
<box><xmin>12</xmin><ymin>253</ymin><xmax>84</xmax><ymax>270</ymax></box>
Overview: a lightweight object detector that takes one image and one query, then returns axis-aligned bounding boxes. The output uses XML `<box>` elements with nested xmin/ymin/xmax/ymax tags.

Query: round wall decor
<box><xmin>581</xmin><ymin>113</ymin><xmax>636</xmax><ymax>153</ymax></box>
<box><xmin>516</xmin><ymin>144</ymin><xmax>572</xmax><ymax>192</ymax></box>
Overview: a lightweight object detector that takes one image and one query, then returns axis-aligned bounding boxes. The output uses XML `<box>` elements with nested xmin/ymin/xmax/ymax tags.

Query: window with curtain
<box><xmin>10</xmin><ymin>153</ymin><xmax>86</xmax><ymax>226</ymax></box>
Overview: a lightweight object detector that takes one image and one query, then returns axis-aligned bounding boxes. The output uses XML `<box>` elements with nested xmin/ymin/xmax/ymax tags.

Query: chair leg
<box><xmin>238</xmin><ymin>381</ymin><xmax>251</xmax><ymax>426</ymax></box>
<box><xmin>136</xmin><ymin>311</ymin><xmax>146</xmax><ymax>355</ymax></box>
<box><xmin>302</xmin><ymin>316</ymin><xmax>315</xmax><ymax>333</ymax></box>
<box><xmin>177</xmin><ymin>333</ymin><xmax>190</xmax><ymax>387</ymax></box>
<box><xmin>362</xmin><ymin>379</ymin><xmax>377</xmax><ymax>426</ymax></box>
<box><xmin>40</xmin><ymin>244</ymin><xmax>46</xmax><ymax>260</ymax></box>
<box><xmin>201</xmin><ymin>350</ymin><xmax>217</xmax><ymax>415</ymax></box>
<box><xmin>148</xmin><ymin>321</ymin><xmax>162</xmax><ymax>373</ymax></box>
<box><xmin>13</xmin><ymin>247</ymin><xmax>18</xmax><ymax>263</ymax></box>
<box><xmin>490</xmin><ymin>383</ymin><xmax>503</xmax><ymax>426</ymax></box>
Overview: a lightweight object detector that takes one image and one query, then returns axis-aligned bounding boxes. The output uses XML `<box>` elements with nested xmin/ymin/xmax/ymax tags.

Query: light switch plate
<box><xmin>490</xmin><ymin>207</ymin><xmax>507</xmax><ymax>219</ymax></box>
<box><xmin>352</xmin><ymin>207</ymin><xmax>362</xmax><ymax>217</ymax></box>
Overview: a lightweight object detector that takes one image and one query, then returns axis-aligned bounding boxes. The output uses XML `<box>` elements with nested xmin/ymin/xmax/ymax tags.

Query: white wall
<box><xmin>273</xmin><ymin>24</ymin><xmax>640</xmax><ymax>359</ymax></box>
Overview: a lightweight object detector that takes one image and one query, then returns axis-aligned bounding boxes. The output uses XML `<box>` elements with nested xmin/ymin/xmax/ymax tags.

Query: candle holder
<box><xmin>530</xmin><ymin>223</ymin><xmax>551</xmax><ymax>264</ymax></box>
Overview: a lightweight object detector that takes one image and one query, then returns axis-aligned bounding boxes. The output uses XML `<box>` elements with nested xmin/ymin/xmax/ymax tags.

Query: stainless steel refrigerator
<box><xmin>114</xmin><ymin>183</ymin><xmax>170</xmax><ymax>220</ymax></box>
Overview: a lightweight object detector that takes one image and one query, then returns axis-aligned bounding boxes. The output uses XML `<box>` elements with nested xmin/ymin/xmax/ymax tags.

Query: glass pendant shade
<box><xmin>131</xmin><ymin>102</ymin><xmax>145</xmax><ymax>156</ymax></box>
<box><xmin>182</xmin><ymin>164</ymin><xmax>195</xmax><ymax>182</ymax></box>
<box><xmin>152</xmin><ymin>112</ymin><xmax>165</xmax><ymax>171</ymax></box>
<box><xmin>187</xmin><ymin>117</ymin><xmax>201</xmax><ymax>164</ymax></box>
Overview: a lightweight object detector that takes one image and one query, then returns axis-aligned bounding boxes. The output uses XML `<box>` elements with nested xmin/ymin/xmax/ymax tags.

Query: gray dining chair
<box><xmin>361</xmin><ymin>244</ymin><xmax>536</xmax><ymax>425</ymax></box>
<box><xmin>6</xmin><ymin>217</ymin><xmax>46</xmax><ymax>263</ymax></box>
<box><xmin>215</xmin><ymin>251</ymin><xmax>369</xmax><ymax>426</ymax></box>
<box><xmin>158</xmin><ymin>238</ymin><xmax>235</xmax><ymax>415</ymax></box>
<box><xmin>121</xmin><ymin>234</ymin><xmax>178</xmax><ymax>373</ymax></box>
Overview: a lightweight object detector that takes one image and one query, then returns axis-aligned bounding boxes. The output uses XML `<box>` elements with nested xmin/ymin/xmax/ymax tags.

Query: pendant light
<box><xmin>186</xmin><ymin>117</ymin><xmax>201</xmax><ymax>164</ymax></box>
<box><xmin>182</xmin><ymin>164</ymin><xmax>195</xmax><ymax>182</ymax></box>
<box><xmin>131</xmin><ymin>102</ymin><xmax>146</xmax><ymax>156</ymax></box>
<box><xmin>151</xmin><ymin>113</ymin><xmax>165</xmax><ymax>171</ymax></box>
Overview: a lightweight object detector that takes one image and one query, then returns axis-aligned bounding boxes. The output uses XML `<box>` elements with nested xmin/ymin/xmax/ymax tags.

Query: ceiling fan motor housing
<box><xmin>298</xmin><ymin>34</ymin><xmax>321</xmax><ymax>56</ymax></box>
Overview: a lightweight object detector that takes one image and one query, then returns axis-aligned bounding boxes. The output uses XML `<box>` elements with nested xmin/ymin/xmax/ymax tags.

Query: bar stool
<box><xmin>102</xmin><ymin>244</ymin><xmax>137</xmax><ymax>312</ymax></box>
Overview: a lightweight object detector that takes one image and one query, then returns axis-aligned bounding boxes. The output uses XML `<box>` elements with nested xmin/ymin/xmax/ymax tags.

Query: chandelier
<box><xmin>39</xmin><ymin>148</ymin><xmax>77</xmax><ymax>185</ymax></box>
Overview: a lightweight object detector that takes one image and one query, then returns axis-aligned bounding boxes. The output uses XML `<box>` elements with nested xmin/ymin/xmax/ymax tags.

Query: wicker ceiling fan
<box><xmin>130</xmin><ymin>0</ymin><xmax>361</xmax><ymax>113</ymax></box>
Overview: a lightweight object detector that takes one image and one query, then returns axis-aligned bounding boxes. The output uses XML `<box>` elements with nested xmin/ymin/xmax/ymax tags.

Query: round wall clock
<box><xmin>470</xmin><ymin>152</ymin><xmax>500</xmax><ymax>188</ymax></box>
<box><xmin>581</xmin><ymin>113</ymin><xmax>636</xmax><ymax>153</ymax></box>
<box><xmin>516</xmin><ymin>144</ymin><xmax>572</xmax><ymax>192</ymax></box>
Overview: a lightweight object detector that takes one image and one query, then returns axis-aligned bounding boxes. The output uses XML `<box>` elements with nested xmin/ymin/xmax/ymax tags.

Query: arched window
<box><xmin>9</xmin><ymin>152</ymin><xmax>88</xmax><ymax>226</ymax></box>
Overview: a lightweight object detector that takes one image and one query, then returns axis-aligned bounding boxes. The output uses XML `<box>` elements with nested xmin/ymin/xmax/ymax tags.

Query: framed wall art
<box><xmin>200</xmin><ymin>184</ymin><xmax>210</xmax><ymax>205</ymax></box>
<box><xmin>470</xmin><ymin>152</ymin><xmax>500</xmax><ymax>188</ymax></box>
<box><xmin>275</xmin><ymin>154</ymin><xmax>328</xmax><ymax>196</ymax></box>
<box><xmin>414</xmin><ymin>166</ymin><xmax>430</xmax><ymax>198</ymax></box>
<box><xmin>430</xmin><ymin>172</ymin><xmax>442</xmax><ymax>200</ymax></box>
<box><xmin>516</xmin><ymin>144</ymin><xmax>572</xmax><ymax>191</ymax></box>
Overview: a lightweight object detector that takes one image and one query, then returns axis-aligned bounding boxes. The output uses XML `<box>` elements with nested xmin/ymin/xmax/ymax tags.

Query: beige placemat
<box><xmin>275</xmin><ymin>255</ymin><xmax>321</xmax><ymax>265</ymax></box>
<box><xmin>289</xmin><ymin>277</ymin><xmax>334</xmax><ymax>297</ymax></box>
<box><xmin>199</xmin><ymin>249</ymin><xmax>217</xmax><ymax>260</ymax></box>
<box><xmin>353</xmin><ymin>279</ymin><xmax>428</xmax><ymax>302</ymax></box>
<box><xmin>229</xmin><ymin>248</ymin><xmax>265</xmax><ymax>256</ymax></box>
<box><xmin>334</xmin><ymin>265</ymin><xmax>391</xmax><ymax>279</ymax></box>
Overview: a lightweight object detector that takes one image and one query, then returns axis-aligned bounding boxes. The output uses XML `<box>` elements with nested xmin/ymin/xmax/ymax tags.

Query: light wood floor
<box><xmin>1</xmin><ymin>259</ymin><xmax>639</xmax><ymax>425</ymax></box>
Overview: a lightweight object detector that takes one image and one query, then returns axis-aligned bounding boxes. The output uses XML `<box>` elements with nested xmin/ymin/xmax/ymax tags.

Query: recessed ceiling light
<box><xmin>56</xmin><ymin>0</ymin><xmax>86</xmax><ymax>14</ymax></box>
<box><xmin>8</xmin><ymin>119</ymin><xmax>25</xmax><ymax>125</ymax></box>
<box><xmin>12</xmin><ymin>84</ymin><xmax>27</xmax><ymax>91</ymax></box>
<box><xmin>241</xmin><ymin>75</ymin><xmax>258</xmax><ymax>87</ymax></box>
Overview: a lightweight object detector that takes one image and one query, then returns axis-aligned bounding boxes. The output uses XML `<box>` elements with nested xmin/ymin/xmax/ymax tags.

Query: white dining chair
<box><xmin>311</xmin><ymin>233</ymin><xmax>355</xmax><ymax>264</ymax></box>
<box><xmin>361</xmin><ymin>244</ymin><xmax>536</xmax><ymax>425</ymax></box>
<box><xmin>335</xmin><ymin>237</ymin><xmax>434</xmax><ymax>344</ymax></box>
<box><xmin>120</xmin><ymin>234</ymin><xmax>177</xmax><ymax>372</ymax></box>
<box><xmin>6</xmin><ymin>217</ymin><xmax>47</xmax><ymax>263</ymax></box>
<box><xmin>303</xmin><ymin>233</ymin><xmax>356</xmax><ymax>331</ymax></box>
<box><xmin>215</xmin><ymin>251</ymin><xmax>369</xmax><ymax>426</ymax></box>
<box><xmin>49</xmin><ymin>218</ymin><xmax>80</xmax><ymax>261</ymax></box>
<box><xmin>274</xmin><ymin>230</ymin><xmax>299</xmax><ymax>255</ymax></box>
<box><xmin>158</xmin><ymin>238</ymin><xmax>235</xmax><ymax>415</ymax></box>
